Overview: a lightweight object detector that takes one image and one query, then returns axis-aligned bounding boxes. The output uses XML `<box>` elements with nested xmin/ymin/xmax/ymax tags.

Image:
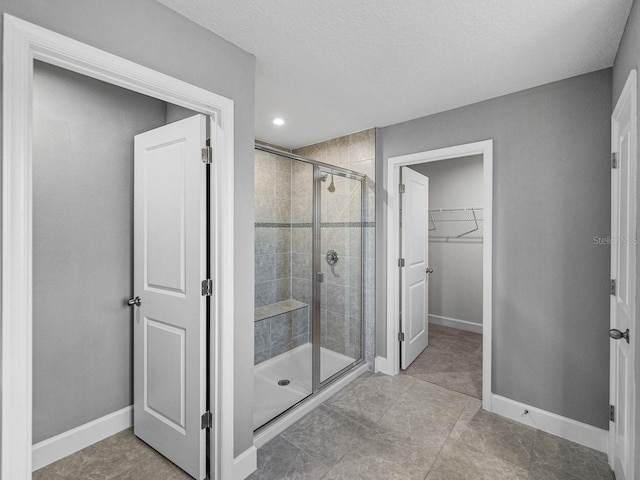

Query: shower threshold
<box><xmin>253</xmin><ymin>343</ymin><xmax>356</xmax><ymax>430</ymax></box>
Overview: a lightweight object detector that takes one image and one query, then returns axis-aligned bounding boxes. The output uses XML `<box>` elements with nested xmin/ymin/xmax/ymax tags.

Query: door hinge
<box><xmin>399</xmin><ymin>184</ymin><xmax>406</xmax><ymax>194</ymax></box>
<box><xmin>201</xmin><ymin>411</ymin><xmax>213</xmax><ymax>429</ymax></box>
<box><xmin>611</xmin><ymin>279</ymin><xmax>617</xmax><ymax>296</ymax></box>
<box><xmin>612</xmin><ymin>152</ymin><xmax>618</xmax><ymax>169</ymax></box>
<box><xmin>610</xmin><ymin>404</ymin><xmax>615</xmax><ymax>422</ymax></box>
<box><xmin>398</xmin><ymin>258</ymin><xmax>405</xmax><ymax>268</ymax></box>
<box><xmin>201</xmin><ymin>279</ymin><xmax>213</xmax><ymax>296</ymax></box>
<box><xmin>201</xmin><ymin>146</ymin><xmax>213</xmax><ymax>164</ymax></box>
<box><xmin>398</xmin><ymin>332</ymin><xmax>405</xmax><ymax>342</ymax></box>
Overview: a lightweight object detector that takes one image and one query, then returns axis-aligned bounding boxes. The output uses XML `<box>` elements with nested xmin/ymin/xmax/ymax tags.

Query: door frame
<box><xmin>385</xmin><ymin>140</ymin><xmax>493</xmax><ymax>411</ymax></box>
<box><xmin>609</xmin><ymin>68</ymin><xmax>637</xmax><ymax>476</ymax></box>
<box><xmin>2</xmin><ymin>14</ymin><xmax>239</xmax><ymax>480</ymax></box>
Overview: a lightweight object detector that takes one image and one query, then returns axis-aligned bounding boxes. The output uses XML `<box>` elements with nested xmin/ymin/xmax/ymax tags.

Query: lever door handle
<box><xmin>127</xmin><ymin>296</ymin><xmax>142</xmax><ymax>307</ymax></box>
<box><xmin>426</xmin><ymin>267</ymin><xmax>434</xmax><ymax>274</ymax></box>
<box><xmin>609</xmin><ymin>328</ymin><xmax>629</xmax><ymax>343</ymax></box>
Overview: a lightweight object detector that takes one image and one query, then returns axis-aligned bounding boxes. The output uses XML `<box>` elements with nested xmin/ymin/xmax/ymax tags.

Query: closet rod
<box><xmin>428</xmin><ymin>206</ymin><xmax>484</xmax><ymax>238</ymax></box>
<box><xmin>428</xmin><ymin>207</ymin><xmax>483</xmax><ymax>213</ymax></box>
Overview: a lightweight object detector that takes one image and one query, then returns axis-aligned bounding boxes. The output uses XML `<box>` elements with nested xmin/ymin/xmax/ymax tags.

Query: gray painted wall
<box><xmin>409</xmin><ymin>155</ymin><xmax>483</xmax><ymax>326</ymax></box>
<box><xmin>377</xmin><ymin>69</ymin><xmax>613</xmax><ymax>429</ymax></box>
<box><xmin>612</xmin><ymin>0</ymin><xmax>640</xmax><ymax>471</ymax></box>
<box><xmin>0</xmin><ymin>0</ymin><xmax>256</xmax><ymax>457</ymax></box>
<box><xmin>32</xmin><ymin>61</ymin><xmax>167</xmax><ymax>443</ymax></box>
<box><xmin>166</xmin><ymin>104</ymin><xmax>198</xmax><ymax>124</ymax></box>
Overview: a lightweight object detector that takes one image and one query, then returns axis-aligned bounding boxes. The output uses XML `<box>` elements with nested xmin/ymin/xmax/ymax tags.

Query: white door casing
<box><xmin>400</xmin><ymin>167</ymin><xmax>430</xmax><ymax>369</ymax></box>
<box><xmin>2</xmin><ymin>15</ymin><xmax>242</xmax><ymax>480</ymax></box>
<box><xmin>385</xmin><ymin>140</ymin><xmax>492</xmax><ymax>411</ymax></box>
<box><xmin>133</xmin><ymin>114</ymin><xmax>208</xmax><ymax>479</ymax></box>
<box><xmin>609</xmin><ymin>69</ymin><xmax>637</xmax><ymax>480</ymax></box>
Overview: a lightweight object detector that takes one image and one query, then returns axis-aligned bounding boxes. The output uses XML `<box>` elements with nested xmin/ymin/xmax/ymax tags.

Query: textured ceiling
<box><xmin>156</xmin><ymin>0</ymin><xmax>632</xmax><ymax>149</ymax></box>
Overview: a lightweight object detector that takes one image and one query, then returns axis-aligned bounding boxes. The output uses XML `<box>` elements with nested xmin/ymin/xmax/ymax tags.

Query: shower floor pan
<box><xmin>253</xmin><ymin>343</ymin><xmax>356</xmax><ymax>430</ymax></box>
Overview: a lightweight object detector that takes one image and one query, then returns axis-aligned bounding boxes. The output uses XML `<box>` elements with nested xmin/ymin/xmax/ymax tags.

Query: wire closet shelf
<box><xmin>428</xmin><ymin>207</ymin><xmax>484</xmax><ymax>239</ymax></box>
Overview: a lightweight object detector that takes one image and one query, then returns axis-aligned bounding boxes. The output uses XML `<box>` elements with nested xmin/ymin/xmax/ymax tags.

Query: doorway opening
<box><xmin>385</xmin><ymin>140</ymin><xmax>493</xmax><ymax>411</ymax></box>
<box><xmin>401</xmin><ymin>155</ymin><xmax>484</xmax><ymax>398</ymax></box>
<box><xmin>31</xmin><ymin>59</ymin><xmax>208</xmax><ymax>480</ymax></box>
<box><xmin>3</xmin><ymin>15</ymin><xmax>238</xmax><ymax>480</ymax></box>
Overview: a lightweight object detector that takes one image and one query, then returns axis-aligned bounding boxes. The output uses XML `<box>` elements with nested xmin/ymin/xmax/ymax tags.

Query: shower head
<box><xmin>328</xmin><ymin>174</ymin><xmax>335</xmax><ymax>193</ymax></box>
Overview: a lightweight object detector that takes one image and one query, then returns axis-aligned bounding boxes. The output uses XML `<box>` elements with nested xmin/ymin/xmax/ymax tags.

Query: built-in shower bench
<box><xmin>254</xmin><ymin>299</ymin><xmax>308</xmax><ymax>322</ymax></box>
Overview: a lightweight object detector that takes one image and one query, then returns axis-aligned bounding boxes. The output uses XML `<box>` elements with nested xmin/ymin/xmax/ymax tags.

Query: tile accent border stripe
<box><xmin>32</xmin><ymin>406</ymin><xmax>133</xmax><ymax>471</ymax></box>
<box><xmin>490</xmin><ymin>394</ymin><xmax>609</xmax><ymax>453</ymax></box>
<box><xmin>255</xmin><ymin>222</ymin><xmax>375</xmax><ymax>228</ymax></box>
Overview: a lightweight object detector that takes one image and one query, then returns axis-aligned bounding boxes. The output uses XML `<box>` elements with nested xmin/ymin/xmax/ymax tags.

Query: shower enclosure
<box><xmin>253</xmin><ymin>144</ymin><xmax>365</xmax><ymax>430</ymax></box>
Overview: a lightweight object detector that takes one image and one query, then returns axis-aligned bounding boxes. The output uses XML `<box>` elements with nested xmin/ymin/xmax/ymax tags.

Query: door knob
<box><xmin>426</xmin><ymin>267</ymin><xmax>434</xmax><ymax>274</ymax></box>
<box><xmin>609</xmin><ymin>328</ymin><xmax>629</xmax><ymax>343</ymax></box>
<box><xmin>127</xmin><ymin>296</ymin><xmax>142</xmax><ymax>307</ymax></box>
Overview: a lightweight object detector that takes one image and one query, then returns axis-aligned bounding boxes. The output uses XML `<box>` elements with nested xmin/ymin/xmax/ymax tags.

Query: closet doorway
<box><xmin>402</xmin><ymin>156</ymin><xmax>484</xmax><ymax>398</ymax></box>
<box><xmin>385</xmin><ymin>140</ymin><xmax>493</xmax><ymax>410</ymax></box>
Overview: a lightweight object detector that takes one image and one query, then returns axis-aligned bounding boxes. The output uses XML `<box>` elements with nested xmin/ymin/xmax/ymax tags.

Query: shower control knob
<box><xmin>326</xmin><ymin>249</ymin><xmax>339</xmax><ymax>266</ymax></box>
<box><xmin>127</xmin><ymin>296</ymin><xmax>142</xmax><ymax>307</ymax></box>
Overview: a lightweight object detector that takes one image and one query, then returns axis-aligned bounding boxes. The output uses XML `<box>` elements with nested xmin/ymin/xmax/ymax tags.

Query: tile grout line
<box><xmin>365</xmin><ymin>376</ymin><xmax>420</xmax><ymax>424</ymax></box>
<box><xmin>421</xmin><ymin>401</ymin><xmax>468</xmax><ymax>480</ymax></box>
<box><xmin>320</xmin><ymin>402</ymin><xmax>375</xmax><ymax>432</ymax></box>
<box><xmin>404</xmin><ymin>370</ymin><xmax>482</xmax><ymax>401</ymax></box>
<box><xmin>329</xmin><ymin>374</ymin><xmax>471</xmax><ymax>479</ymax></box>
<box><xmin>319</xmin><ymin>377</ymin><xmax>422</xmax><ymax>472</ymax></box>
<box><xmin>431</xmin><ymin>400</ymin><xmax>537</xmax><ymax>477</ymax></box>
<box><xmin>277</xmin><ymin>435</ymin><xmax>331</xmax><ymax>473</ymax></box>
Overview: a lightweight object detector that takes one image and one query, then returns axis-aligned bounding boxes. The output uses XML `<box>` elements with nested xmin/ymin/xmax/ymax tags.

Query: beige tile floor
<box><xmin>33</xmin><ymin>428</ymin><xmax>191</xmax><ymax>480</ymax></box>
<box><xmin>250</xmin><ymin>372</ymin><xmax>614</xmax><ymax>480</ymax></box>
<box><xmin>35</xmin><ymin>331</ymin><xmax>612</xmax><ymax>480</ymax></box>
<box><xmin>404</xmin><ymin>324</ymin><xmax>483</xmax><ymax>398</ymax></box>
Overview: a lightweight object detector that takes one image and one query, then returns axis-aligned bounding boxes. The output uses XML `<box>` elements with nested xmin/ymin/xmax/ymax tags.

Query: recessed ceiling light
<box><xmin>272</xmin><ymin>117</ymin><xmax>285</xmax><ymax>126</ymax></box>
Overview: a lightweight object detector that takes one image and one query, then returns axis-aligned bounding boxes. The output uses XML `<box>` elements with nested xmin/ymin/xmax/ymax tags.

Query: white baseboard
<box><xmin>233</xmin><ymin>445</ymin><xmax>257</xmax><ymax>480</ymax></box>
<box><xmin>490</xmin><ymin>394</ymin><xmax>608</xmax><ymax>453</ymax></box>
<box><xmin>32</xmin><ymin>406</ymin><xmax>133</xmax><ymax>471</ymax></box>
<box><xmin>429</xmin><ymin>314</ymin><xmax>483</xmax><ymax>334</ymax></box>
<box><xmin>253</xmin><ymin>363</ymin><xmax>369</xmax><ymax>449</ymax></box>
<box><xmin>375</xmin><ymin>355</ymin><xmax>394</xmax><ymax>375</ymax></box>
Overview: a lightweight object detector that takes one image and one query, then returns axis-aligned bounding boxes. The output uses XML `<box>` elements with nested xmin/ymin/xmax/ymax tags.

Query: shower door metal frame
<box><xmin>313</xmin><ymin>164</ymin><xmax>366</xmax><ymax>391</ymax></box>
<box><xmin>254</xmin><ymin>144</ymin><xmax>366</xmax><ymax>394</ymax></box>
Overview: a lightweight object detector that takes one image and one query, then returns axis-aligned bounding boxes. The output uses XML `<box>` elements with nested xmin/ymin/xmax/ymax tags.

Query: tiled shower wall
<box><xmin>293</xmin><ymin>129</ymin><xmax>376</xmax><ymax>367</ymax></box>
<box><xmin>290</xmin><ymin>161</ymin><xmax>313</xmax><ymax>310</ymax></box>
<box><xmin>254</xmin><ymin>149</ymin><xmax>312</xmax><ymax>364</ymax></box>
<box><xmin>254</xmin><ymin>150</ymin><xmax>292</xmax><ymax>307</ymax></box>
<box><xmin>316</xmin><ymin>174</ymin><xmax>364</xmax><ymax>361</ymax></box>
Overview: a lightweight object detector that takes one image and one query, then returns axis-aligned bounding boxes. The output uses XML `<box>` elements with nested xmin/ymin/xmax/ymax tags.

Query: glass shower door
<box><xmin>316</xmin><ymin>167</ymin><xmax>364</xmax><ymax>384</ymax></box>
<box><xmin>253</xmin><ymin>151</ymin><xmax>314</xmax><ymax>430</ymax></box>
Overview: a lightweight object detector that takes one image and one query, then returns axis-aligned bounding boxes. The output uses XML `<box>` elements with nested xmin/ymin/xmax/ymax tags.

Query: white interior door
<box><xmin>610</xmin><ymin>70</ymin><xmax>637</xmax><ymax>480</ymax></box>
<box><xmin>133</xmin><ymin>114</ymin><xmax>208</xmax><ymax>479</ymax></box>
<box><xmin>400</xmin><ymin>167</ymin><xmax>430</xmax><ymax>369</ymax></box>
